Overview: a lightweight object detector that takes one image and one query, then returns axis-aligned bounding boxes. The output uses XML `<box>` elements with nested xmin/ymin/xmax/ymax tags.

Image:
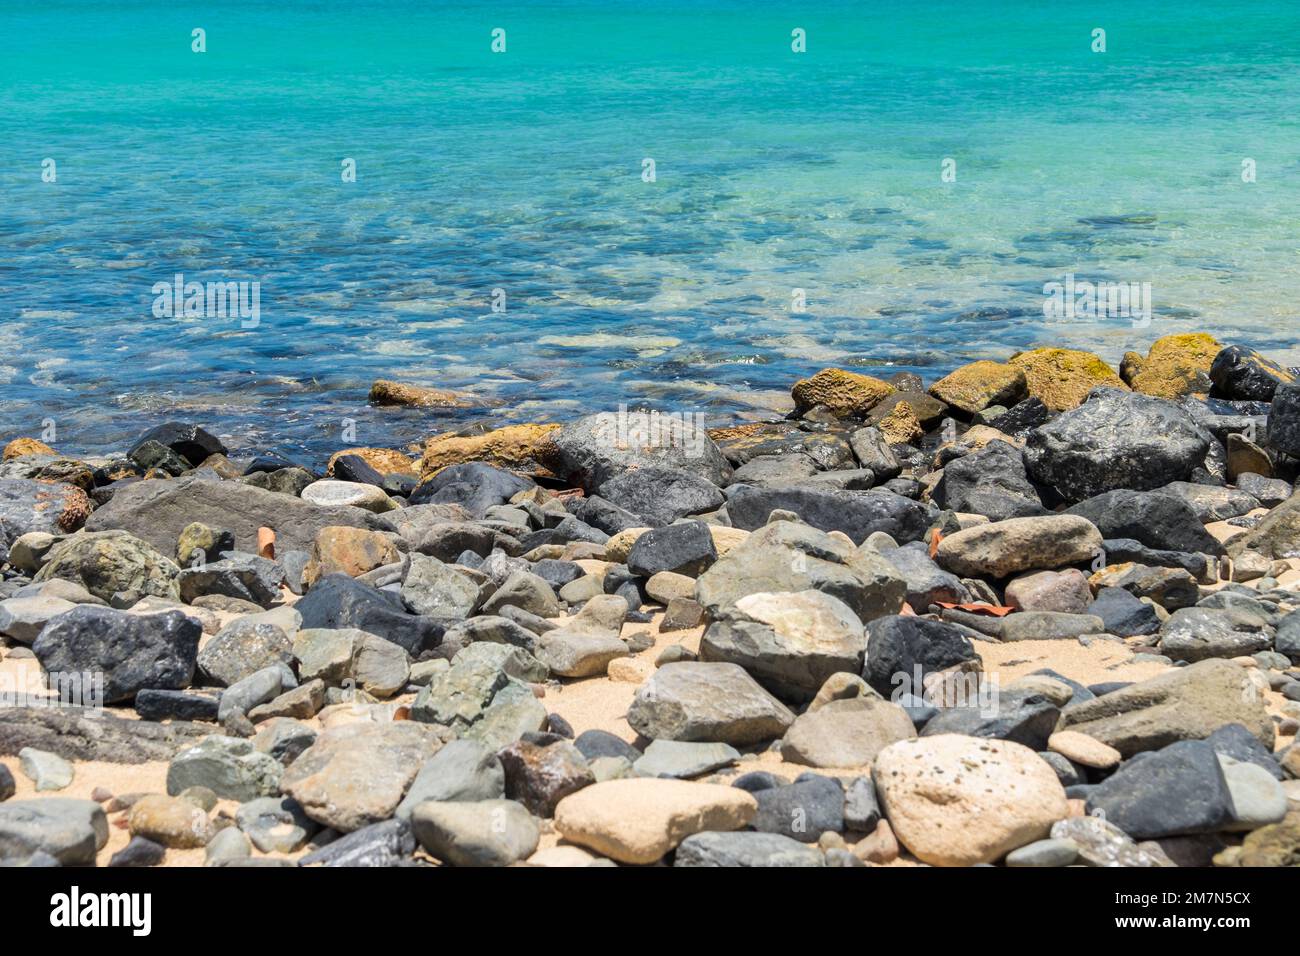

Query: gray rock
<box><xmin>599</xmin><ymin>467</ymin><xmax>726</xmax><ymax>527</ymax></box>
<box><xmin>298</xmin><ymin>818</ymin><xmax>415</xmax><ymax>867</ymax></box>
<box><xmin>921</xmin><ymin>689</ymin><xmax>1060</xmax><ymax>751</ymax></box>
<box><xmin>0</xmin><ymin>595</ymin><xmax>77</xmax><ymax>644</ymax></box>
<box><xmin>849</xmin><ymin>426</ymin><xmax>901</xmax><ymax>480</ymax></box>
<box><xmin>875</xmin><ymin>543</ymin><xmax>971</xmax><ymax>611</ymax></box>
<box><xmin>862</xmin><ymin>615</ymin><xmax>978</xmax><ymax>697</ymax></box>
<box><xmin>627</xmin><ymin>662</ymin><xmax>795</xmax><ymax>745</ymax></box>
<box><xmin>198</xmin><ymin>619</ymin><xmax>293</xmax><ymax>687</ymax></box>
<box><xmin>1085</xmin><ymin>740</ymin><xmax>1236</xmax><ymax>838</ymax></box>
<box><xmin>400</xmin><ymin>553</ymin><xmax>481</xmax><ymax>619</ymax></box>
<box><xmin>674</xmin><ymin>831</ymin><xmax>825</xmax><ymax>867</ymax></box>
<box><xmin>780</xmin><ymin>696</ymin><xmax>915</xmax><ymax>768</ymax></box>
<box><xmin>626</xmin><ymin>521</ymin><xmax>717</xmax><ymax>577</ymax></box>
<box><xmin>396</xmin><ymin>739</ymin><xmax>506</xmax><ymax>820</ymax></box>
<box><xmin>751</xmin><ymin>775</ymin><xmax>844</xmax><ymax>843</ymax></box>
<box><xmin>1158</xmin><ymin>606</ymin><xmax>1274</xmax><ymax>662</ymax></box>
<box><xmin>1066</xmin><ymin>489</ymin><xmax>1223</xmax><ymax>557</ymax></box>
<box><xmin>0</xmin><ymin>707</ymin><xmax>210</xmax><ymax>763</ymax></box>
<box><xmin>1159</xmin><ymin>481</ymin><xmax>1260</xmax><ymax>523</ymax></box>
<box><xmin>1005</xmin><ymin>838</ymin><xmax>1080</xmax><ymax>867</ymax></box>
<box><xmin>218</xmin><ymin>664</ymin><xmax>289</xmax><ymax>722</ymax></box>
<box><xmin>34</xmin><ymin>529</ymin><xmax>181</xmax><ymax>603</ymax></box>
<box><xmin>999</xmin><ymin>611</ymin><xmax>1105</xmax><ymax>642</ymax></box>
<box><xmin>479</xmin><ymin>570</ymin><xmax>561</xmax><ymax>618</ymax></box>
<box><xmin>1090</xmin><ymin>587</ymin><xmax>1160</xmax><ymax>637</ymax></box>
<box><xmin>205</xmin><ymin>827</ymin><xmax>252</xmax><ymax>864</ymax></box>
<box><xmin>0</xmin><ymin>479</ymin><xmax>89</xmax><ymax>538</ymax></box>
<box><xmin>410</xmin><ymin>799</ymin><xmax>540</xmax><ymax>867</ymax></box>
<box><xmin>932</xmin><ymin>439</ymin><xmax>1048</xmax><ymax>520</ymax></box>
<box><xmin>1050</xmin><ymin>815</ymin><xmax>1172</xmax><ymax>867</ymax></box>
<box><xmin>0</xmin><ymin>799</ymin><xmax>107</xmax><ymax>865</ymax></box>
<box><xmin>17</xmin><ymin>748</ymin><xmax>74</xmax><ymax>792</ymax></box>
<box><xmin>842</xmin><ymin>776</ymin><xmax>880</xmax><ymax>832</ymax></box>
<box><xmin>166</xmin><ymin>735</ymin><xmax>284</xmax><ymax>802</ymax></box>
<box><xmin>726</xmin><ymin>486</ymin><xmax>929</xmax><ymax>544</ymax></box>
<box><xmin>547</xmin><ymin>411</ymin><xmax>732</xmax><ymax>491</ymax></box>
<box><xmin>1218</xmin><ymin>754</ymin><xmax>1287</xmax><ymax>831</ymax></box>
<box><xmin>632</xmin><ymin>740</ymin><xmax>740</xmax><ymax>779</ymax></box>
<box><xmin>235</xmin><ymin>796</ymin><xmax>318</xmax><ymax>853</ymax></box>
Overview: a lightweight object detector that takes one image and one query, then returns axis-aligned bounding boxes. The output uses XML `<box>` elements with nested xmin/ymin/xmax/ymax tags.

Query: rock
<box><xmin>408</xmin><ymin>461</ymin><xmax>534</xmax><ymax>516</ymax></box>
<box><xmin>480</xmin><ymin>570</ymin><xmax>561</xmax><ymax>619</ymax></box>
<box><xmin>932</xmin><ymin>440</ymin><xmax>1047</xmax><ymax>521</ymax></box>
<box><xmin>299</xmin><ymin>818</ymin><xmax>416</xmax><ymax>867</ymax></box>
<box><xmin>166</xmin><ymin>735</ymin><xmax>284</xmax><ymax>802</ymax></box>
<box><xmin>1006</xmin><ymin>348</ymin><xmax>1125</xmax><ymax>412</ymax></box>
<box><xmin>780</xmin><ymin>696</ymin><xmax>915</xmax><ymax>768</ymax></box>
<box><xmin>1085</xmin><ymin>740</ymin><xmax>1234</xmax><ymax>838</ymax></box>
<box><xmin>129</xmin><ymin>422</ymin><xmax>226</xmax><ymax>468</ymax></box>
<box><xmin>235</xmin><ymin>796</ymin><xmax>317</xmax><ymax>853</ymax></box>
<box><xmin>1158</xmin><ymin>606</ymin><xmax>1273</xmax><ymax>662</ymax></box>
<box><xmin>410</xmin><ymin>653</ymin><xmax>546</xmax><ymax>748</ymax></box>
<box><xmin>109</xmin><ymin>836</ymin><xmax>167</xmax><ymax>868</ymax></box>
<box><xmin>848</xmin><ymin>426</ymin><xmax>901</xmax><ymax>479</ymax></box>
<box><xmin>34</xmin><ymin>530</ymin><xmax>180</xmax><ymax>603</ymax></box>
<box><xmin>410</xmin><ymin>799</ymin><xmax>539</xmax><ymax>866</ymax></box>
<box><xmin>3</xmin><ymin>437</ymin><xmax>57</xmax><ymax>460</ymax></box>
<box><xmin>1005</xmin><ymin>837</ymin><xmax>1079</xmax><ymax>867</ymax></box>
<box><xmin>1205</xmin><ymin>723</ymin><xmax>1284</xmax><ymax>780</ymax></box>
<box><xmin>0</xmin><ymin>707</ymin><xmax>210</xmax><ymax>764</ymax></box>
<box><xmin>627</xmin><ymin>739</ymin><xmax>735</xmax><ymax>778</ymax></box>
<box><xmin>573</xmin><ymin>730</ymin><xmax>641</xmax><ymax>764</ymax></box>
<box><xmin>696</xmin><ymin>521</ymin><xmax>905</xmax><ymax>623</ymax></box>
<box><xmin>1066</xmin><ymin>489</ymin><xmax>1222</xmax><ymax>556</ymax></box>
<box><xmin>295</xmin><ymin>574</ymin><xmax>440</xmax><ymax>656</ymax></box>
<box><xmin>535</xmin><ymin>597</ymin><xmax>631</xmax><ymax>679</ymax></box>
<box><xmin>369</xmin><ymin>379</ymin><xmax>475</xmax><ymax>408</ymax></box>
<box><xmin>1057</xmin><ymin>658</ymin><xmax>1274</xmax><ymax>757</ymax></box>
<box><xmin>1267</xmin><ymin>381</ymin><xmax>1300</xmax><ymax>457</ymax></box>
<box><xmin>246</xmin><ymin>677</ymin><xmax>323</xmax><ymax>723</ymax></box>
<box><xmin>0</xmin><ymin>479</ymin><xmax>91</xmax><ymax>537</ymax></box>
<box><xmin>700</xmin><ymin>590</ymin><xmax>866</xmax><ymax>701</ymax></box>
<box><xmin>1225</xmin><ymin>491</ymin><xmax>1300</xmax><ymax>560</ymax></box>
<box><xmin>1047</xmin><ymin>731</ymin><xmax>1121</xmax><ymax>769</ymax></box>
<box><xmin>1004</xmin><ymin>569</ymin><xmax>1091</xmax><ymax>614</ymax></box>
<box><xmin>627</xmin><ymin>662</ymin><xmax>795</xmax><ymax>745</ymax></box>
<box><xmin>0</xmin><ymin>799</ymin><xmax>107</xmax><ymax>865</ymax></box>
<box><xmin>725</xmin><ymin>485</ymin><xmax>928</xmax><ymax>545</ymax></box>
<box><xmin>928</xmin><ymin>361</ymin><xmax>1026</xmax><ymax>414</ymax></box>
<box><xmin>328</xmin><ymin>446</ymin><xmax>418</xmax><ymax>478</ymax></box>
<box><xmin>597</xmin><ymin>467</ymin><xmax>725</xmax><ymax>527</ymax></box>
<box><xmin>0</xmin><ymin>766</ymin><xmax>15</xmax><ymax>802</ymax></box>
<box><xmin>127</xmin><ymin>794</ymin><xmax>212</xmax><ymax>848</ymax></box>
<box><xmin>301</xmin><ymin>479</ymin><xmax>395</xmax><ymax>514</ymax></box>
<box><xmin>547</xmin><ymin>412</ymin><xmax>731</xmax><ymax>491</ymax></box>
<box><xmin>920</xmin><ymin>688</ymin><xmax>1060</xmax><ymax>750</ymax></box>
<box><xmin>1023</xmin><ymin>389</ymin><xmax>1208</xmax><ymax>502</ymax></box>
<box><xmin>499</xmin><ymin>735</ymin><xmax>594</xmax><ymax>816</ymax></box>
<box><xmin>934</xmin><ymin>514</ymin><xmax>1103</xmax><ymax>579</ymax></box>
<box><xmin>553</xmin><ymin>778</ymin><xmax>757</xmax><ymax>864</ymax></box>
<box><xmin>875</xmin><ymin>543</ymin><xmax>971</xmax><ymax>610</ymax></box>
<box><xmin>861</xmin><ymin>615</ymin><xmax>979</xmax><ymax>697</ymax></box>
<box><xmin>198</xmin><ymin>619</ymin><xmax>293</xmax><ymax>687</ymax></box>
<box><xmin>1159</xmin><ymin>481</ymin><xmax>1260</xmax><ymax>524</ymax></box>
<box><xmin>134</xmin><ymin>689</ymin><xmax>219</xmax><ymax>723</ymax></box>
<box><xmin>18</xmin><ymin>748</ymin><xmax>74</xmax><ymax>791</ymax></box>
<box><xmin>399</xmin><ymin>553</ymin><xmax>480</xmax><ymax>619</ymax></box>
<box><xmin>302</xmin><ymin>527</ymin><xmax>401</xmax><ymax>588</ymax></box>
<box><xmin>419</xmin><ymin>423</ymin><xmax>560</xmax><ymax>478</ymax></box>
<box><xmin>279</xmin><ymin>721</ymin><xmax>450</xmax><ymax>832</ymax></box>
<box><xmin>1089</xmin><ymin>586</ymin><xmax>1160</xmax><ymax>637</ymax></box>
<box><xmin>791</xmin><ymin>368</ymin><xmax>894</xmax><ymax>418</ymax></box>
<box><xmin>873</xmin><ymin>735</ymin><xmax>1068</xmax><ymax>866</ymax></box>
<box><xmin>204</xmin><ymin>827</ymin><xmax>252</xmax><ymax>865</ymax></box>
<box><xmin>33</xmin><ymin>605</ymin><xmax>199</xmax><ymax>703</ymax></box>
<box><xmin>395</xmin><ymin>739</ymin><xmax>505</xmax><ymax>820</ymax></box>
<box><xmin>1050</xmin><ymin>815</ymin><xmax>1172</xmax><ymax>867</ymax></box>
<box><xmin>999</xmin><ymin>611</ymin><xmax>1105</xmax><ymax>642</ymax></box>
<box><xmin>674</xmin><ymin>831</ymin><xmax>824</xmax><ymax>867</ymax></box>
<box><xmin>1219</xmin><ymin>755</ymin><xmax>1287</xmax><ymax>831</ymax></box>
<box><xmin>0</xmin><ymin>595</ymin><xmax>77</xmax><ymax>644</ymax></box>
<box><xmin>1210</xmin><ymin>345</ymin><xmax>1295</xmax><ymax>401</ymax></box>
<box><xmin>349</xmin><ymin>631</ymin><xmax>411</xmax><ymax>698</ymax></box>
<box><xmin>626</xmin><ymin>522</ymin><xmax>717</xmax><ymax>577</ymax></box>
<box><xmin>1090</xmin><ymin>561</ymin><xmax>1198</xmax><ymax>610</ymax></box>
<box><xmin>175</xmin><ymin>522</ymin><xmax>235</xmax><ymax>565</ymax></box>
<box><xmin>1123</xmin><ymin>332</ymin><xmax>1220</xmax><ymax>398</ymax></box>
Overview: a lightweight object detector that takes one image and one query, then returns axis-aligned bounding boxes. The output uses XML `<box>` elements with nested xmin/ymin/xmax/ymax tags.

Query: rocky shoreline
<box><xmin>2</xmin><ymin>332</ymin><xmax>1300</xmax><ymax>868</ymax></box>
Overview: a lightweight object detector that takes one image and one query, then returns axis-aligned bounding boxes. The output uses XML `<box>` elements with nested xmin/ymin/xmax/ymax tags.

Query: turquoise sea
<box><xmin>2</xmin><ymin>0</ymin><xmax>1298</xmax><ymax>461</ymax></box>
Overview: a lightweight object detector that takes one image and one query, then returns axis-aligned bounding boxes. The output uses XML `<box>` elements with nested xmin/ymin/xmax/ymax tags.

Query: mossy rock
<box><xmin>1008</xmin><ymin>348</ymin><xmax>1126</xmax><ymax>411</ymax></box>
<box><xmin>1122</xmin><ymin>333</ymin><xmax>1221</xmax><ymax>399</ymax></box>
<box><xmin>928</xmin><ymin>361</ymin><xmax>1025</xmax><ymax>415</ymax></box>
<box><xmin>877</xmin><ymin>401</ymin><xmax>924</xmax><ymax>445</ymax></box>
<box><xmin>2</xmin><ymin>437</ymin><xmax>56</xmax><ymax>461</ymax></box>
<box><xmin>790</xmin><ymin>368</ymin><xmax>894</xmax><ymax>418</ymax></box>
<box><xmin>421</xmin><ymin>423</ymin><xmax>561</xmax><ymax>478</ymax></box>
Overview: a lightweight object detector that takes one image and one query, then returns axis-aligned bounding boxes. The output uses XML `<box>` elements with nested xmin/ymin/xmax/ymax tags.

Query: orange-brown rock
<box><xmin>3</xmin><ymin>437</ymin><xmax>56</xmax><ymax>460</ymax></box>
<box><xmin>369</xmin><ymin>379</ymin><xmax>475</xmax><ymax>409</ymax></box>
<box><xmin>420</xmin><ymin>423</ymin><xmax>561</xmax><ymax>479</ymax></box>
<box><xmin>1122</xmin><ymin>333</ymin><xmax>1221</xmax><ymax>399</ymax></box>
<box><xmin>301</xmin><ymin>526</ymin><xmax>401</xmax><ymax>588</ymax></box>
<box><xmin>1008</xmin><ymin>348</ymin><xmax>1126</xmax><ymax>411</ymax></box>
<box><xmin>790</xmin><ymin>368</ymin><xmax>894</xmax><ymax>418</ymax></box>
<box><xmin>327</xmin><ymin>447</ymin><xmax>418</xmax><ymax>477</ymax></box>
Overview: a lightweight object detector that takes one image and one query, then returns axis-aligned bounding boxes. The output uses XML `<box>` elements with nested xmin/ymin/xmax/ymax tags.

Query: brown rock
<box><xmin>327</xmin><ymin>447</ymin><xmax>418</xmax><ymax>477</ymax></box>
<box><xmin>127</xmin><ymin>794</ymin><xmax>212</xmax><ymax>848</ymax></box>
<box><xmin>499</xmin><ymin>735</ymin><xmax>595</xmax><ymax>817</ymax></box>
<box><xmin>369</xmin><ymin>379</ymin><xmax>476</xmax><ymax>409</ymax></box>
<box><xmin>3</xmin><ymin>437</ymin><xmax>56</xmax><ymax>460</ymax></box>
<box><xmin>1122</xmin><ymin>333</ymin><xmax>1220</xmax><ymax>399</ymax></box>
<box><xmin>420</xmin><ymin>424</ymin><xmax>560</xmax><ymax>478</ymax></box>
<box><xmin>928</xmin><ymin>361</ymin><xmax>1026</xmax><ymax>414</ymax></box>
<box><xmin>791</xmin><ymin>368</ymin><xmax>894</xmax><ymax>418</ymax></box>
<box><xmin>301</xmin><ymin>526</ymin><xmax>401</xmax><ymax>588</ymax></box>
<box><xmin>1008</xmin><ymin>348</ymin><xmax>1127</xmax><ymax>411</ymax></box>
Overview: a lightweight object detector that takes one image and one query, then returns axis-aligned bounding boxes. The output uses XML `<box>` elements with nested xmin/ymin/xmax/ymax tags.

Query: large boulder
<box><xmin>791</xmin><ymin>368</ymin><xmax>894</xmax><ymax>418</ymax></box>
<box><xmin>862</xmin><ymin>615</ymin><xmax>980</xmax><ymax>697</ymax></box>
<box><xmin>627</xmin><ymin>662</ymin><xmax>795</xmax><ymax>745</ymax></box>
<box><xmin>1122</xmin><ymin>333</ymin><xmax>1220</xmax><ymax>399</ymax></box>
<box><xmin>695</xmin><ymin>521</ymin><xmax>905</xmax><ymax>623</ymax></box>
<box><xmin>934</xmin><ymin>515</ymin><xmax>1102</xmax><ymax>579</ymax></box>
<box><xmin>597</xmin><ymin>467</ymin><xmax>725</xmax><ymax>527</ymax></box>
<box><xmin>1009</xmin><ymin>348</ymin><xmax>1127</xmax><ymax>412</ymax></box>
<box><xmin>1023</xmin><ymin>389</ymin><xmax>1208</xmax><ymax>502</ymax></box>
<box><xmin>1056</xmin><ymin>659</ymin><xmax>1274</xmax><ymax>757</ymax></box>
<box><xmin>1209</xmin><ymin>345</ymin><xmax>1296</xmax><ymax>401</ymax></box>
<box><xmin>0</xmin><ymin>799</ymin><xmax>108</xmax><ymax>866</ymax></box>
<box><xmin>546</xmin><ymin>411</ymin><xmax>731</xmax><ymax>491</ymax></box>
<box><xmin>85</xmin><ymin>475</ymin><xmax>387</xmax><ymax>554</ymax></box>
<box><xmin>701</xmin><ymin>590</ymin><xmax>867</xmax><ymax>701</ymax></box>
<box><xmin>928</xmin><ymin>361</ymin><xmax>1026</xmax><ymax>415</ymax></box>
<box><xmin>1065</xmin><ymin>490</ymin><xmax>1223</xmax><ymax>557</ymax></box>
<box><xmin>33</xmin><ymin>605</ymin><xmax>200</xmax><ymax>703</ymax></box>
<box><xmin>725</xmin><ymin>486</ymin><xmax>928</xmax><ymax>544</ymax></box>
<box><xmin>931</xmin><ymin>440</ymin><xmax>1047</xmax><ymax>521</ymax></box>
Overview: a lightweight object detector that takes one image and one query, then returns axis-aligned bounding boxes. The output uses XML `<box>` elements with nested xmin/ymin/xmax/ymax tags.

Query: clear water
<box><xmin>2</xmin><ymin>0</ymin><xmax>1298</xmax><ymax>463</ymax></box>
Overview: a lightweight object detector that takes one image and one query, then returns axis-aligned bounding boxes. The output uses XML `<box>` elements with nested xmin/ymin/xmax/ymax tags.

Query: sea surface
<box><xmin>2</xmin><ymin>0</ymin><xmax>1298</xmax><ymax>463</ymax></box>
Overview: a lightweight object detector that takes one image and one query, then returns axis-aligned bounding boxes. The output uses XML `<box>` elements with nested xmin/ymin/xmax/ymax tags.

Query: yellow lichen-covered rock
<box><xmin>1008</xmin><ymin>348</ymin><xmax>1127</xmax><ymax>411</ymax></box>
<box><xmin>368</xmin><ymin>379</ymin><xmax>475</xmax><ymax>408</ymax></box>
<box><xmin>420</xmin><ymin>423</ymin><xmax>561</xmax><ymax>478</ymax></box>
<box><xmin>3</xmin><ymin>437</ymin><xmax>56</xmax><ymax>460</ymax></box>
<box><xmin>790</xmin><ymin>368</ymin><xmax>894</xmax><ymax>417</ymax></box>
<box><xmin>877</xmin><ymin>401</ymin><xmax>924</xmax><ymax>445</ymax></box>
<box><xmin>327</xmin><ymin>447</ymin><xmax>418</xmax><ymax>477</ymax></box>
<box><xmin>1122</xmin><ymin>333</ymin><xmax>1221</xmax><ymax>399</ymax></box>
<box><xmin>928</xmin><ymin>361</ymin><xmax>1026</xmax><ymax>414</ymax></box>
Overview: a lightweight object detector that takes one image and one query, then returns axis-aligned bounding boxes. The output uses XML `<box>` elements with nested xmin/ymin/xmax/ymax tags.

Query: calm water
<box><xmin>2</xmin><ymin>0</ymin><xmax>1298</xmax><ymax>463</ymax></box>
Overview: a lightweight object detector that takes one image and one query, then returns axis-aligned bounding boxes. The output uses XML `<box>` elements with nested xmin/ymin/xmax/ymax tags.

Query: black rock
<box><xmin>862</xmin><ymin>615</ymin><xmax>978</xmax><ymax>697</ymax></box>
<box><xmin>177</xmin><ymin>555</ymin><xmax>286</xmax><ymax>608</ymax></box>
<box><xmin>108</xmin><ymin>836</ymin><xmax>166</xmax><ymax>868</ymax></box>
<box><xmin>130</xmin><ymin>423</ymin><xmax>227</xmax><ymax>469</ymax></box>
<box><xmin>1085</xmin><ymin>740</ymin><xmax>1236</xmax><ymax>839</ymax></box>
<box><xmin>295</xmin><ymin>573</ymin><xmax>443</xmax><ymax>656</ymax></box>
<box><xmin>626</xmin><ymin>521</ymin><xmax>718</xmax><ymax>577</ymax></box>
<box><xmin>531</xmin><ymin>559</ymin><xmax>586</xmax><ymax>592</ymax></box>
<box><xmin>877</xmin><ymin>542</ymin><xmax>971</xmax><ymax>609</ymax></box>
<box><xmin>546</xmin><ymin>713</ymin><xmax>575</xmax><ymax>738</ymax></box>
<box><xmin>242</xmin><ymin>452</ymin><xmax>302</xmax><ymax>475</ymax></box>
<box><xmin>731</xmin><ymin>771</ymin><xmax>783</xmax><ymax>793</ymax></box>
<box><xmin>546</xmin><ymin>411</ymin><xmax>732</xmax><ymax>490</ymax></box>
<box><xmin>1205</xmin><ymin>723</ymin><xmax>1284</xmax><ymax>781</ymax></box>
<box><xmin>332</xmin><ymin>454</ymin><xmax>386</xmax><ymax>487</ymax></box>
<box><xmin>573</xmin><ymin>729</ymin><xmax>642</xmax><ymax>763</ymax></box>
<box><xmin>597</xmin><ymin>466</ymin><xmax>725</xmax><ymax>527</ymax></box>
<box><xmin>751</xmin><ymin>775</ymin><xmax>844</xmax><ymax>843</ymax></box>
<box><xmin>1024</xmin><ymin>389</ymin><xmax>1208</xmax><ymax>502</ymax></box>
<box><xmin>1277</xmin><ymin>609</ymin><xmax>1300</xmax><ymax>662</ymax></box>
<box><xmin>990</xmin><ymin>397</ymin><xmax>1051</xmax><ymax>437</ymax></box>
<box><xmin>1267</xmin><ymin>381</ymin><xmax>1300</xmax><ymax>457</ymax></box>
<box><xmin>408</xmin><ymin>462</ymin><xmax>534</xmax><ymax>517</ymax></box>
<box><xmin>134</xmin><ymin>689</ymin><xmax>220</xmax><ymax>722</ymax></box>
<box><xmin>1039</xmin><ymin>751</ymin><xmax>1085</xmax><ymax>787</ymax></box>
<box><xmin>842</xmin><ymin>776</ymin><xmax>880</xmax><ymax>832</ymax></box>
<box><xmin>931</xmin><ymin>440</ymin><xmax>1048</xmax><ymax>521</ymax></box>
<box><xmin>298</xmin><ymin>819</ymin><xmax>416</xmax><ymax>867</ymax></box>
<box><xmin>517</xmin><ymin>516</ymin><xmax>608</xmax><ymax>550</ymax></box>
<box><xmin>882</xmin><ymin>477</ymin><xmax>920</xmax><ymax>499</ymax></box>
<box><xmin>128</xmin><ymin>440</ymin><xmax>191</xmax><ymax>476</ymax></box>
<box><xmin>0</xmin><ymin>765</ymin><xmax>13</xmax><ymax>801</ymax></box>
<box><xmin>1067</xmin><ymin>490</ymin><xmax>1223</xmax><ymax>557</ymax></box>
<box><xmin>32</xmin><ymin>605</ymin><xmax>200</xmax><ymax>704</ymax></box>
<box><xmin>1210</xmin><ymin>345</ymin><xmax>1294</xmax><ymax>402</ymax></box>
<box><xmin>1089</xmin><ymin>586</ymin><xmax>1160</xmax><ymax>637</ymax></box>
<box><xmin>1236</xmin><ymin>473</ymin><xmax>1293</xmax><ymax>509</ymax></box>
<box><xmin>1087</xmin><ymin>681</ymin><xmax>1132</xmax><ymax>696</ymax></box>
<box><xmin>573</xmin><ymin>496</ymin><xmax>644</xmax><ymax>535</ymax></box>
<box><xmin>1102</xmin><ymin>539</ymin><xmax>1210</xmax><ymax>581</ymax></box>
<box><xmin>726</xmin><ymin>486</ymin><xmax>929</xmax><ymax>544</ymax></box>
<box><xmin>920</xmin><ymin>689</ymin><xmax>1060</xmax><ymax>750</ymax></box>
<box><xmin>1029</xmin><ymin>668</ymin><xmax>1096</xmax><ymax>705</ymax></box>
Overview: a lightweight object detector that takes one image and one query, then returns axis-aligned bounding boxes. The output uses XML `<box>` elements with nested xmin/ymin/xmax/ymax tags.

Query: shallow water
<box><xmin>2</xmin><ymin>0</ymin><xmax>1298</xmax><ymax>463</ymax></box>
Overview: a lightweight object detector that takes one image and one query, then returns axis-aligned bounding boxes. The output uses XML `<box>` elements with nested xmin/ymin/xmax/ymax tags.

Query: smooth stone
<box><xmin>674</xmin><ymin>831</ymin><xmax>825</xmax><ymax>867</ymax></box>
<box><xmin>410</xmin><ymin>799</ymin><xmax>539</xmax><ymax>867</ymax></box>
<box><xmin>18</xmin><ymin>748</ymin><xmax>74</xmax><ymax>791</ymax></box>
<box><xmin>632</xmin><ymin>740</ymin><xmax>740</xmax><ymax>779</ymax></box>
